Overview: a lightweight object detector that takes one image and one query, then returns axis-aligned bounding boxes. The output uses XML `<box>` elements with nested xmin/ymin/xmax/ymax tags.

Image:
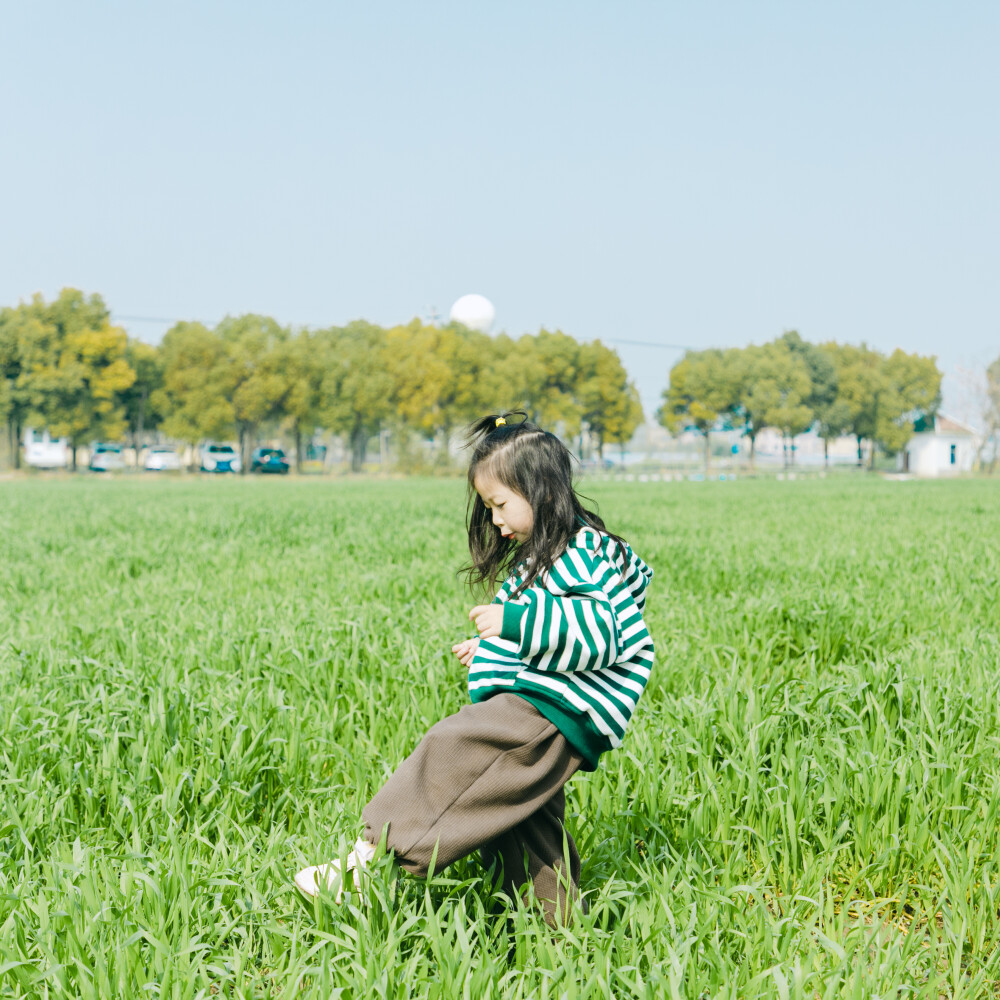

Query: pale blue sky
<box><xmin>2</xmin><ymin>1</ymin><xmax>997</xmax><ymax>419</ymax></box>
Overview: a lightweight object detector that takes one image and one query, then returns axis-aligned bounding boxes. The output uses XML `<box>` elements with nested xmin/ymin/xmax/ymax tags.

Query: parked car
<box><xmin>89</xmin><ymin>443</ymin><xmax>126</xmax><ymax>472</ymax></box>
<box><xmin>200</xmin><ymin>443</ymin><xmax>241</xmax><ymax>473</ymax></box>
<box><xmin>23</xmin><ymin>428</ymin><xmax>68</xmax><ymax>469</ymax></box>
<box><xmin>144</xmin><ymin>446</ymin><xmax>181</xmax><ymax>472</ymax></box>
<box><xmin>251</xmin><ymin>447</ymin><xmax>290</xmax><ymax>474</ymax></box>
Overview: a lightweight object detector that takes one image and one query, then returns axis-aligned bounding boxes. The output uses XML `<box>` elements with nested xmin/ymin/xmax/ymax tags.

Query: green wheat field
<box><xmin>2</xmin><ymin>475</ymin><xmax>999</xmax><ymax>999</ymax></box>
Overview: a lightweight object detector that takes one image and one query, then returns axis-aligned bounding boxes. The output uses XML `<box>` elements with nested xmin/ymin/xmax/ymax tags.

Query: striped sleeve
<box><xmin>499</xmin><ymin>549</ymin><xmax>621</xmax><ymax>672</ymax></box>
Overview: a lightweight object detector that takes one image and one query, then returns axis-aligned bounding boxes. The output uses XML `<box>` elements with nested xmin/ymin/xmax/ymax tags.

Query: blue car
<box><xmin>251</xmin><ymin>447</ymin><xmax>290</xmax><ymax>474</ymax></box>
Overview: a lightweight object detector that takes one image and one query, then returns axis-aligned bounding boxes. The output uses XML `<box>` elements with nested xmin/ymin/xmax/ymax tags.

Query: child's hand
<box><xmin>452</xmin><ymin>637</ymin><xmax>480</xmax><ymax>667</ymax></box>
<box><xmin>469</xmin><ymin>604</ymin><xmax>503</xmax><ymax>639</ymax></box>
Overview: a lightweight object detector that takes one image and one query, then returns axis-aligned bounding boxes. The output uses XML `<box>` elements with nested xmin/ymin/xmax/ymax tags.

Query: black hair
<box><xmin>463</xmin><ymin>411</ymin><xmax>627</xmax><ymax>597</ymax></box>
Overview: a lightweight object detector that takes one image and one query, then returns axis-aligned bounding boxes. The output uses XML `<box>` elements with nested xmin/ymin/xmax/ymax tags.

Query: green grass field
<box><xmin>2</xmin><ymin>475</ymin><xmax>1000</xmax><ymax>999</ymax></box>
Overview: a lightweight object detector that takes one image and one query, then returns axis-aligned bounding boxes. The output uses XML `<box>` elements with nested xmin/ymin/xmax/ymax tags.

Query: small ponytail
<box><xmin>465</xmin><ymin>411</ymin><xmax>528</xmax><ymax>447</ymax></box>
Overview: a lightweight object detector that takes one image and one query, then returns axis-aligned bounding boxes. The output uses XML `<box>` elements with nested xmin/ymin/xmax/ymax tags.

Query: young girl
<box><xmin>295</xmin><ymin>413</ymin><xmax>654</xmax><ymax>924</ymax></box>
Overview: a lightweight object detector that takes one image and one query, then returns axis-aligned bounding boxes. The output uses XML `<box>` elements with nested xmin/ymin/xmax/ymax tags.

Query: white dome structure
<box><xmin>449</xmin><ymin>294</ymin><xmax>495</xmax><ymax>332</ymax></box>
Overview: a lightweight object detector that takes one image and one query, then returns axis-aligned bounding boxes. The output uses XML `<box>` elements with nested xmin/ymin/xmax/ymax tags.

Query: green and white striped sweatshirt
<box><xmin>468</xmin><ymin>526</ymin><xmax>654</xmax><ymax>770</ymax></box>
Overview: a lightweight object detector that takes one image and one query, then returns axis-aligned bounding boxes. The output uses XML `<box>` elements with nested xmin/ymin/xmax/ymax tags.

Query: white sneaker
<box><xmin>294</xmin><ymin>839</ymin><xmax>378</xmax><ymax>903</ymax></box>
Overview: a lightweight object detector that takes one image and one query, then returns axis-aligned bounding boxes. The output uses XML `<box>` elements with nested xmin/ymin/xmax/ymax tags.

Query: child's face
<box><xmin>474</xmin><ymin>473</ymin><xmax>533</xmax><ymax>544</ymax></box>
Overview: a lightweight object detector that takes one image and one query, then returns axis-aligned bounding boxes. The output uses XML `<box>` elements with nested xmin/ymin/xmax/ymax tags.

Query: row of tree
<box><xmin>660</xmin><ymin>332</ymin><xmax>945</xmax><ymax>468</ymax></box>
<box><xmin>0</xmin><ymin>288</ymin><xmax>643</xmax><ymax>471</ymax></box>
<box><xmin>5</xmin><ymin>289</ymin><xmax>993</xmax><ymax>476</ymax></box>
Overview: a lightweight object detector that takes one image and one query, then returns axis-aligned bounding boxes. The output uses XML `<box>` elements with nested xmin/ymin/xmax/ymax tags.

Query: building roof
<box><xmin>912</xmin><ymin>412</ymin><xmax>977</xmax><ymax>436</ymax></box>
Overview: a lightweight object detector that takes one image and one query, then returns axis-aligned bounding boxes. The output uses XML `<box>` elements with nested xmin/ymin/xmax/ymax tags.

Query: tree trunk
<box><xmin>703</xmin><ymin>430</ymin><xmax>711</xmax><ymax>472</ymax></box>
<box><xmin>239</xmin><ymin>425</ymin><xmax>253</xmax><ymax>474</ymax></box>
<box><xmin>134</xmin><ymin>390</ymin><xmax>146</xmax><ymax>467</ymax></box>
<box><xmin>823</xmin><ymin>438</ymin><xmax>829</xmax><ymax>468</ymax></box>
<box><xmin>294</xmin><ymin>425</ymin><xmax>303</xmax><ymax>474</ymax></box>
<box><xmin>14</xmin><ymin>418</ymin><xmax>23</xmax><ymax>469</ymax></box>
<box><xmin>71</xmin><ymin>444</ymin><xmax>78</xmax><ymax>472</ymax></box>
<box><xmin>351</xmin><ymin>425</ymin><xmax>367</xmax><ymax>472</ymax></box>
<box><xmin>868</xmin><ymin>439</ymin><xmax>877</xmax><ymax>471</ymax></box>
<box><xmin>856</xmin><ymin>436</ymin><xmax>863</xmax><ymax>467</ymax></box>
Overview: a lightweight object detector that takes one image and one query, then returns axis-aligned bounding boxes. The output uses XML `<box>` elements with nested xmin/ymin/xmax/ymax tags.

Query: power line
<box><xmin>603</xmin><ymin>338</ymin><xmax>694</xmax><ymax>351</ymax></box>
<box><xmin>112</xmin><ymin>314</ymin><xmax>188</xmax><ymax>324</ymax></box>
<box><xmin>112</xmin><ymin>314</ymin><xmax>697</xmax><ymax>353</ymax></box>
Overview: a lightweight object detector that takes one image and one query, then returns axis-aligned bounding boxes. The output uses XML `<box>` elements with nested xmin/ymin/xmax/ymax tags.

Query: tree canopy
<box><xmin>660</xmin><ymin>335</ymin><xmax>942</xmax><ymax>468</ymax></box>
<box><xmin>3</xmin><ymin>288</ymin><xmax>954</xmax><ymax>475</ymax></box>
<box><xmin>0</xmin><ymin>290</ymin><xmax>135</xmax><ymax>468</ymax></box>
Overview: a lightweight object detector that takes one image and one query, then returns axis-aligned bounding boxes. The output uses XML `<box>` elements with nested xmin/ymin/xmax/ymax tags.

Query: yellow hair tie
<box><xmin>495</xmin><ymin>416</ymin><xmax>506</xmax><ymax>427</ymax></box>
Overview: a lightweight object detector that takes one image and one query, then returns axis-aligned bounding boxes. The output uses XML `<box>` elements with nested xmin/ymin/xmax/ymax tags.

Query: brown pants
<box><xmin>362</xmin><ymin>693</ymin><xmax>584</xmax><ymax>924</ymax></box>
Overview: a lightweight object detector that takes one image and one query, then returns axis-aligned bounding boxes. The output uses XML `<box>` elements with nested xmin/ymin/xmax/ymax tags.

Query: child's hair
<box><xmin>463</xmin><ymin>411</ymin><xmax>626</xmax><ymax>597</ymax></box>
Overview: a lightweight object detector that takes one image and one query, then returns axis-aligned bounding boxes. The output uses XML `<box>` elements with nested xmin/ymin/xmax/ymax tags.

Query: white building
<box><xmin>899</xmin><ymin>414</ymin><xmax>976</xmax><ymax>477</ymax></box>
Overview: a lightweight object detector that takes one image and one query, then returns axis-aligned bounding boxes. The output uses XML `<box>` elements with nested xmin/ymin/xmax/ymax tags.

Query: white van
<box><xmin>23</xmin><ymin>428</ymin><xmax>69</xmax><ymax>469</ymax></box>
